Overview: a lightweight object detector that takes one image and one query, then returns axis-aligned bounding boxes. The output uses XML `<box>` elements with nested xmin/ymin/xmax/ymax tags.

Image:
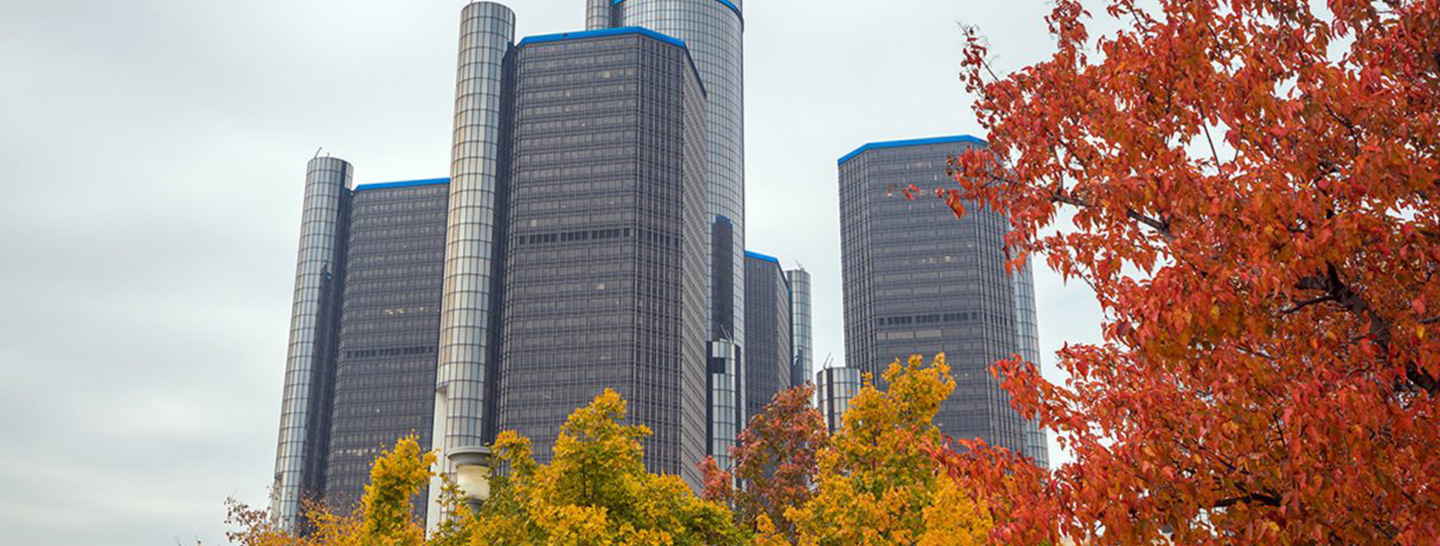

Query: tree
<box><xmin>224</xmin><ymin>437</ymin><xmax>434</xmax><ymax>546</ymax></box>
<box><xmin>472</xmin><ymin>389</ymin><xmax>740</xmax><ymax>546</ymax></box>
<box><xmin>226</xmin><ymin>392</ymin><xmax>735</xmax><ymax>546</ymax></box>
<box><xmin>787</xmin><ymin>355</ymin><xmax>990</xmax><ymax>546</ymax></box>
<box><xmin>700</xmin><ymin>384</ymin><xmax>830</xmax><ymax>543</ymax></box>
<box><xmin>928</xmin><ymin>1</ymin><xmax>1440</xmax><ymax>544</ymax></box>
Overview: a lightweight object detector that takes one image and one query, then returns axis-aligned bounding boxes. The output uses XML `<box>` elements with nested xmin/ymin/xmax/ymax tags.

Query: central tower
<box><xmin>588</xmin><ymin>0</ymin><xmax>748</xmax><ymax>468</ymax></box>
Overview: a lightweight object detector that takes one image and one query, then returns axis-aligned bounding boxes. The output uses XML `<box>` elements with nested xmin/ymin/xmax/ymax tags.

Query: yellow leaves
<box><xmin>790</xmin><ymin>355</ymin><xmax>990</xmax><ymax>546</ymax></box>
<box><xmin>919</xmin><ymin>479</ymin><xmax>991</xmax><ymax>546</ymax></box>
<box><xmin>475</xmin><ymin>389</ymin><xmax>739</xmax><ymax>546</ymax></box>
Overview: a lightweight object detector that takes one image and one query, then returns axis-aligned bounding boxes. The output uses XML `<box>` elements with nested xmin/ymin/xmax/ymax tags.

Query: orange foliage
<box><xmin>930</xmin><ymin>1</ymin><xmax>1440</xmax><ymax>545</ymax></box>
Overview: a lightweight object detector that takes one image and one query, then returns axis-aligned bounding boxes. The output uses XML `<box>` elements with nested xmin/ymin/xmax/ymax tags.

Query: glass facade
<box><xmin>607</xmin><ymin>0</ymin><xmax>748</xmax><ymax>474</ymax></box>
<box><xmin>786</xmin><ymin>268</ymin><xmax>812</xmax><ymax>390</ymax></box>
<box><xmin>496</xmin><ymin>30</ymin><xmax>710</xmax><ymax>487</ymax></box>
<box><xmin>817</xmin><ymin>366</ymin><xmax>861</xmax><ymax>434</ymax></box>
<box><xmin>323</xmin><ymin>182</ymin><xmax>449</xmax><ymax>517</ymax></box>
<box><xmin>430</xmin><ymin>1</ymin><xmax>515</xmax><ymax>521</ymax></box>
<box><xmin>744</xmin><ymin>252</ymin><xmax>791</xmax><ymax>422</ymax></box>
<box><xmin>272</xmin><ymin>156</ymin><xmax>351</xmax><ymax>528</ymax></box>
<box><xmin>838</xmin><ymin>136</ymin><xmax>1047</xmax><ymax>466</ymax></box>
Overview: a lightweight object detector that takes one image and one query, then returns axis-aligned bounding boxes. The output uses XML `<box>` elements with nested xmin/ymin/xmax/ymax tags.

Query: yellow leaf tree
<box><xmin>788</xmin><ymin>354</ymin><xmax>990</xmax><ymax>546</ymax></box>
<box><xmin>471</xmin><ymin>389</ymin><xmax>741</xmax><ymax>546</ymax></box>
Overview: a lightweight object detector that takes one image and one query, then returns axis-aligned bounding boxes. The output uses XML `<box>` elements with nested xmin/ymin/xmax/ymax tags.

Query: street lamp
<box><xmin>448</xmin><ymin>446</ymin><xmax>493</xmax><ymax>513</ymax></box>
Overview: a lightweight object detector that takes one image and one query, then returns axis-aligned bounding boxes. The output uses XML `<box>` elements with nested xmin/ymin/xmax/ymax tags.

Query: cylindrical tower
<box><xmin>786</xmin><ymin>268</ymin><xmax>812</xmax><ymax>390</ymax></box>
<box><xmin>271</xmin><ymin>156</ymin><xmax>352</xmax><ymax>529</ymax></box>
<box><xmin>585</xmin><ymin>0</ymin><xmax>611</xmax><ymax>29</ymax></box>
<box><xmin>610</xmin><ymin>0</ymin><xmax>747</xmax><ymax>468</ymax></box>
<box><xmin>1012</xmin><ymin>258</ymin><xmax>1050</xmax><ymax>468</ymax></box>
<box><xmin>429</xmin><ymin>0</ymin><xmax>515</xmax><ymax>526</ymax></box>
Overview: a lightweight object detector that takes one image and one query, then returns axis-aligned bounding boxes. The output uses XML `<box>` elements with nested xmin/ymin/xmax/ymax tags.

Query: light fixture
<box><xmin>448</xmin><ymin>446</ymin><xmax>493</xmax><ymax>512</ymax></box>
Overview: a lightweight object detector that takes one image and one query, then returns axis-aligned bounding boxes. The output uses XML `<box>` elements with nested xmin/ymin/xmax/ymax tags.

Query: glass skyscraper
<box><xmin>743</xmin><ymin>251</ymin><xmax>792</xmax><ymax>422</ymax></box>
<box><xmin>495</xmin><ymin>27</ymin><xmax>710</xmax><ymax>486</ymax></box>
<box><xmin>816</xmin><ymin>366</ymin><xmax>861</xmax><ymax>434</ymax></box>
<box><xmin>838</xmin><ymin>135</ymin><xmax>1048</xmax><ymax>467</ymax></box>
<box><xmin>323</xmin><ymin>180</ymin><xmax>449</xmax><ymax>517</ymax></box>
<box><xmin>272</xmin><ymin>0</ymin><xmax>758</xmax><ymax>529</ymax></box>
<box><xmin>588</xmin><ymin>0</ymin><xmax>749</xmax><ymax>467</ymax></box>
<box><xmin>786</xmin><ymin>268</ymin><xmax>812</xmax><ymax>389</ymax></box>
<box><xmin>269</xmin><ymin>172</ymin><xmax>451</xmax><ymax>527</ymax></box>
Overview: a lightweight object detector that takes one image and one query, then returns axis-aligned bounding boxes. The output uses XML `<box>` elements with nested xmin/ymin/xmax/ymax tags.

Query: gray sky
<box><xmin>0</xmin><ymin>1</ymin><xmax>1101</xmax><ymax>544</ymax></box>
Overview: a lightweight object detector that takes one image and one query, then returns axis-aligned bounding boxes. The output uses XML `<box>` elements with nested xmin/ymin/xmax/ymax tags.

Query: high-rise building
<box><xmin>495</xmin><ymin>27</ymin><xmax>710</xmax><ymax>486</ymax></box>
<box><xmin>837</xmin><ymin>135</ymin><xmax>1048</xmax><ymax>467</ymax></box>
<box><xmin>323</xmin><ymin>180</ymin><xmax>449</xmax><ymax>516</ymax></box>
<box><xmin>587</xmin><ymin>0</ymin><xmax>749</xmax><ymax>467</ymax></box>
<box><xmin>743</xmin><ymin>251</ymin><xmax>792</xmax><ymax>422</ymax></box>
<box><xmin>786</xmin><ymin>268</ymin><xmax>812</xmax><ymax>389</ymax></box>
<box><xmin>273</xmin><ymin>0</ymin><xmax>752</xmax><ymax>529</ymax></box>
<box><xmin>272</xmin><ymin>157</ymin><xmax>351</xmax><ymax>527</ymax></box>
<box><xmin>816</xmin><ymin>366</ymin><xmax>861</xmax><ymax>434</ymax></box>
<box><xmin>427</xmin><ymin>2</ymin><xmax>514</xmax><ymax>517</ymax></box>
<box><xmin>269</xmin><ymin>169</ymin><xmax>450</xmax><ymax>526</ymax></box>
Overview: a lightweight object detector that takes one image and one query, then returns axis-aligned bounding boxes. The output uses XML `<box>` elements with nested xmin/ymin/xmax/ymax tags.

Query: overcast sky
<box><xmin>0</xmin><ymin>1</ymin><xmax>1102</xmax><ymax>544</ymax></box>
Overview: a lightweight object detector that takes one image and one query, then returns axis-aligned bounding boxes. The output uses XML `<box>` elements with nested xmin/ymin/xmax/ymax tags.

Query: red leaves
<box><xmin>937</xmin><ymin>1</ymin><xmax>1440</xmax><ymax>544</ymax></box>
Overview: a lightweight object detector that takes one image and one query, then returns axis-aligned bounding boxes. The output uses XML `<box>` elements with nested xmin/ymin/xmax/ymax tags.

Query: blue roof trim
<box><xmin>837</xmin><ymin>135</ymin><xmax>988</xmax><ymax>165</ymax></box>
<box><xmin>353</xmin><ymin>178</ymin><xmax>450</xmax><ymax>192</ymax></box>
<box><xmin>518</xmin><ymin>26</ymin><xmax>686</xmax><ymax>49</ymax></box>
<box><xmin>745</xmin><ymin>250</ymin><xmax>781</xmax><ymax>265</ymax></box>
<box><xmin>611</xmin><ymin>0</ymin><xmax>742</xmax><ymax>22</ymax></box>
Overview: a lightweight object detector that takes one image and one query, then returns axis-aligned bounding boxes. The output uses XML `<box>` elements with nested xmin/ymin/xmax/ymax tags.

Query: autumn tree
<box><xmin>700</xmin><ymin>384</ymin><xmax>829</xmax><ymax>543</ymax></box>
<box><xmin>927</xmin><ymin>1</ymin><xmax>1440</xmax><ymax>545</ymax></box>
<box><xmin>224</xmin><ymin>437</ymin><xmax>434</xmax><ymax>546</ymax></box>
<box><xmin>472</xmin><ymin>389</ymin><xmax>740</xmax><ymax>546</ymax></box>
<box><xmin>788</xmin><ymin>355</ymin><xmax>990</xmax><ymax>546</ymax></box>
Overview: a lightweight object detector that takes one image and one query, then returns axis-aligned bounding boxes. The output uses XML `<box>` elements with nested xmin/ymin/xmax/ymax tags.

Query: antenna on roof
<box><xmin>314</xmin><ymin>147</ymin><xmax>324</xmax><ymax>159</ymax></box>
<box><xmin>822</xmin><ymin>353</ymin><xmax>835</xmax><ymax>370</ymax></box>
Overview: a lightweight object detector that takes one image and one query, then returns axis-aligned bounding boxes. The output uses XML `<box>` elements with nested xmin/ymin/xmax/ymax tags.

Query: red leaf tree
<box><xmin>930</xmin><ymin>1</ymin><xmax>1440</xmax><ymax>545</ymax></box>
<box><xmin>701</xmin><ymin>385</ymin><xmax>829</xmax><ymax>543</ymax></box>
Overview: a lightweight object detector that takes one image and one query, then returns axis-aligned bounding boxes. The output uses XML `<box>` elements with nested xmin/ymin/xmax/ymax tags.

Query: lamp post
<box><xmin>448</xmin><ymin>446</ymin><xmax>493</xmax><ymax>513</ymax></box>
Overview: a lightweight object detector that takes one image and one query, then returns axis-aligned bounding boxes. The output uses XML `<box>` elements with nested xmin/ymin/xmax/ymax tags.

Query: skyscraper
<box><xmin>269</xmin><ymin>169</ymin><xmax>451</xmax><ymax>526</ymax></box>
<box><xmin>273</xmin><ymin>0</ymin><xmax>753</xmax><ymax>528</ymax></box>
<box><xmin>495</xmin><ymin>26</ymin><xmax>710</xmax><ymax>486</ymax></box>
<box><xmin>323</xmin><ymin>179</ymin><xmax>449</xmax><ymax>516</ymax></box>
<box><xmin>837</xmin><ymin>135</ymin><xmax>1048</xmax><ymax>466</ymax></box>
<box><xmin>587</xmin><ymin>0</ymin><xmax>749</xmax><ymax>466</ymax></box>
<box><xmin>428</xmin><ymin>2</ymin><xmax>514</xmax><ymax>516</ymax></box>
<box><xmin>744</xmin><ymin>251</ymin><xmax>792</xmax><ymax>422</ymax></box>
<box><xmin>816</xmin><ymin>366</ymin><xmax>861</xmax><ymax>434</ymax></box>
<box><xmin>786</xmin><ymin>268</ymin><xmax>812</xmax><ymax>389</ymax></box>
<box><xmin>272</xmin><ymin>157</ymin><xmax>351</xmax><ymax>527</ymax></box>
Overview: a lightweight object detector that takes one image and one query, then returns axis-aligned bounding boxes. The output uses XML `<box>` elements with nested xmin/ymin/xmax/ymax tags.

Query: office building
<box><xmin>837</xmin><ymin>135</ymin><xmax>1048</xmax><ymax>467</ymax></box>
<box><xmin>586</xmin><ymin>0</ymin><xmax>749</xmax><ymax>467</ymax></box>
<box><xmin>743</xmin><ymin>252</ymin><xmax>792</xmax><ymax>421</ymax></box>
<box><xmin>323</xmin><ymin>180</ymin><xmax>449</xmax><ymax>516</ymax></box>
<box><xmin>274</xmin><ymin>0</ymin><xmax>751</xmax><ymax>528</ymax></box>
<box><xmin>786</xmin><ymin>268</ymin><xmax>812</xmax><ymax>389</ymax></box>
<box><xmin>270</xmin><ymin>166</ymin><xmax>449</xmax><ymax>526</ymax></box>
<box><xmin>816</xmin><ymin>366</ymin><xmax>861</xmax><ymax>433</ymax></box>
<box><xmin>495</xmin><ymin>27</ymin><xmax>710</xmax><ymax>484</ymax></box>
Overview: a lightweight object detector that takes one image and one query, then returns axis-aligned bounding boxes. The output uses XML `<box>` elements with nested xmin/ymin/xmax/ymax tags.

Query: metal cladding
<box><xmin>786</xmin><ymin>268</ymin><xmax>812</xmax><ymax>390</ymax></box>
<box><xmin>272</xmin><ymin>156</ymin><xmax>352</xmax><ymax>528</ymax></box>
<box><xmin>430</xmin><ymin>0</ymin><xmax>515</xmax><ymax>523</ymax></box>
<box><xmin>838</xmin><ymin>136</ymin><xmax>1049</xmax><ymax>467</ymax></box>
